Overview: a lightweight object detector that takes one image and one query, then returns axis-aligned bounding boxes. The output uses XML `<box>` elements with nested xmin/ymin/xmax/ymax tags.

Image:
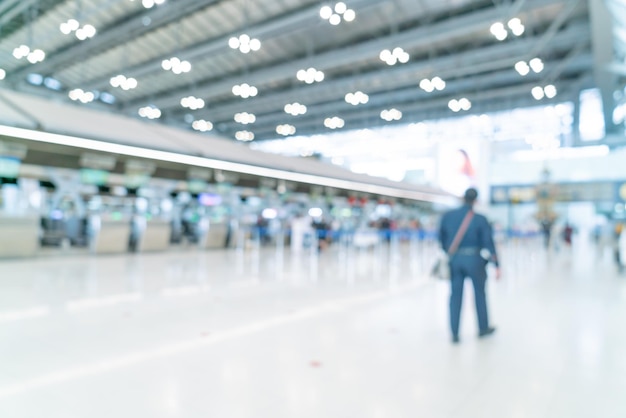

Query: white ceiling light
<box><xmin>235</xmin><ymin>130</ymin><xmax>255</xmax><ymax>141</ymax></box>
<box><xmin>516</xmin><ymin>58</ymin><xmax>543</xmax><ymax>76</ymax></box>
<box><xmin>320</xmin><ymin>2</ymin><xmax>355</xmax><ymax>25</ymax></box>
<box><xmin>0</xmin><ymin>69</ymin><xmax>5</xmax><ymax>80</ymax></box>
<box><xmin>180</xmin><ymin>96</ymin><xmax>205</xmax><ymax>110</ymax></box>
<box><xmin>431</xmin><ymin>76</ymin><xmax>446</xmax><ymax>90</ymax></box>
<box><xmin>544</xmin><ymin>84</ymin><xmax>557</xmax><ymax>99</ymax></box>
<box><xmin>228</xmin><ymin>34</ymin><xmax>261</xmax><ymax>53</ymax></box>
<box><xmin>380</xmin><ymin>108</ymin><xmax>402</xmax><ymax>121</ymax></box>
<box><xmin>531</xmin><ymin>86</ymin><xmax>545</xmax><ymax>100</ymax></box>
<box><xmin>379</xmin><ymin>47</ymin><xmax>409</xmax><ymax>66</ymax></box>
<box><xmin>448</xmin><ymin>98</ymin><xmax>471</xmax><ymax>112</ymax></box>
<box><xmin>491</xmin><ymin>18</ymin><xmax>524</xmax><ymax>41</ymax></box>
<box><xmin>232</xmin><ymin>83</ymin><xmax>258</xmax><ymax>98</ymax></box>
<box><xmin>13</xmin><ymin>45</ymin><xmax>45</xmax><ymax>63</ymax></box>
<box><xmin>192</xmin><ymin>119</ymin><xmax>213</xmax><ymax>132</ymax></box>
<box><xmin>60</xmin><ymin>19</ymin><xmax>96</xmax><ymax>40</ymax></box>
<box><xmin>161</xmin><ymin>57</ymin><xmax>191</xmax><ymax>74</ymax></box>
<box><xmin>514</xmin><ymin>61</ymin><xmax>530</xmax><ymax>76</ymax></box>
<box><xmin>138</xmin><ymin>105</ymin><xmax>161</xmax><ymax>119</ymax></box>
<box><xmin>276</xmin><ymin>124</ymin><xmax>296</xmax><ymax>136</ymax></box>
<box><xmin>345</xmin><ymin>91</ymin><xmax>369</xmax><ymax>105</ymax></box>
<box><xmin>234</xmin><ymin>112</ymin><xmax>256</xmax><ymax>124</ymax></box>
<box><xmin>296</xmin><ymin>67</ymin><xmax>324</xmax><ymax>84</ymax></box>
<box><xmin>142</xmin><ymin>0</ymin><xmax>166</xmax><ymax>8</ymax></box>
<box><xmin>59</xmin><ymin>19</ymin><xmax>79</xmax><ymax>34</ymax></box>
<box><xmin>420</xmin><ymin>76</ymin><xmax>445</xmax><ymax>92</ymax></box>
<box><xmin>490</xmin><ymin>22</ymin><xmax>508</xmax><ymax>41</ymax></box>
<box><xmin>508</xmin><ymin>18</ymin><xmax>525</xmax><ymax>36</ymax></box>
<box><xmin>529</xmin><ymin>58</ymin><xmax>544</xmax><ymax>73</ymax></box>
<box><xmin>284</xmin><ymin>102</ymin><xmax>307</xmax><ymax>116</ymax></box>
<box><xmin>531</xmin><ymin>85</ymin><xmax>557</xmax><ymax>100</ymax></box>
<box><xmin>324</xmin><ymin>116</ymin><xmax>345</xmax><ymax>129</ymax></box>
<box><xmin>68</xmin><ymin>88</ymin><xmax>95</xmax><ymax>104</ymax></box>
<box><xmin>109</xmin><ymin>74</ymin><xmax>138</xmax><ymax>90</ymax></box>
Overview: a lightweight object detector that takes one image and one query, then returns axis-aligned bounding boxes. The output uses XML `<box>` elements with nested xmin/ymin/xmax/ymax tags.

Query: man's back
<box><xmin>439</xmin><ymin>205</ymin><xmax>496</xmax><ymax>257</ymax></box>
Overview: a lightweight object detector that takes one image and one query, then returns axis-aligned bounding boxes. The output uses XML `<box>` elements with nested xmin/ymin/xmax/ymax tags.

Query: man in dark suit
<box><xmin>439</xmin><ymin>187</ymin><xmax>501</xmax><ymax>344</ymax></box>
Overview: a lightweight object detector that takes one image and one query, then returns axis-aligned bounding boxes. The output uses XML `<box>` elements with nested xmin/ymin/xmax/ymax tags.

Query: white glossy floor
<box><xmin>1</xmin><ymin>237</ymin><xmax>625</xmax><ymax>418</ymax></box>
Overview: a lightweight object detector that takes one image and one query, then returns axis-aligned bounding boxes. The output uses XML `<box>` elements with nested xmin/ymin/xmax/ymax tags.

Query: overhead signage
<box><xmin>79</xmin><ymin>152</ymin><xmax>116</xmax><ymax>170</ymax></box>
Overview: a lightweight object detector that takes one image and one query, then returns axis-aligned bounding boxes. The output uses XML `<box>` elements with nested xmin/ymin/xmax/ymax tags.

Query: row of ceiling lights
<box><xmin>345</xmin><ymin>91</ymin><xmax>369</xmax><ymax>106</ymax></box>
<box><xmin>276</xmin><ymin>124</ymin><xmax>297</xmax><ymax>136</ymax></box>
<box><xmin>12</xmin><ymin>45</ymin><xmax>46</xmax><ymax>63</ymax></box>
<box><xmin>380</xmin><ymin>108</ymin><xmax>402</xmax><ymax>121</ymax></box>
<box><xmin>161</xmin><ymin>57</ymin><xmax>192</xmax><ymax>74</ymax></box>
<box><xmin>59</xmin><ymin>19</ymin><xmax>97</xmax><ymax>40</ymax></box>
<box><xmin>515</xmin><ymin>58</ymin><xmax>544</xmax><ymax>76</ymax></box>
<box><xmin>13</xmin><ymin>9</ymin><xmax>548</xmax><ymax>141</ymax></box>
<box><xmin>68</xmin><ymin>88</ymin><xmax>96</xmax><ymax>103</ymax></box>
<box><xmin>235</xmin><ymin>130</ymin><xmax>255</xmax><ymax>141</ymax></box>
<box><xmin>232</xmin><ymin>83</ymin><xmax>258</xmax><ymax>98</ymax></box>
<box><xmin>110</xmin><ymin>74</ymin><xmax>138</xmax><ymax>90</ymax></box>
<box><xmin>490</xmin><ymin>18</ymin><xmax>525</xmax><ymax>41</ymax></box>
<box><xmin>320</xmin><ymin>2</ymin><xmax>356</xmax><ymax>25</ymax></box>
<box><xmin>186</xmin><ymin>78</ymin><xmax>558</xmax><ymax>137</ymax></box>
<box><xmin>379</xmin><ymin>48</ymin><xmax>409</xmax><ymax>66</ymax></box>
<box><xmin>284</xmin><ymin>102</ymin><xmax>307</xmax><ymax>116</ymax></box>
<box><xmin>181</xmin><ymin>95</ymin><xmax>205</xmax><ymax>110</ymax></box>
<box><xmin>531</xmin><ymin>85</ymin><xmax>557</xmax><ymax>100</ymax></box>
<box><xmin>448</xmin><ymin>98</ymin><xmax>472</xmax><ymax>112</ymax></box>
<box><xmin>234</xmin><ymin>112</ymin><xmax>256</xmax><ymax>124</ymax></box>
<box><xmin>297</xmin><ymin>67</ymin><xmax>325</xmax><ymax>84</ymax></box>
<box><xmin>228</xmin><ymin>34</ymin><xmax>261</xmax><ymax>54</ymax></box>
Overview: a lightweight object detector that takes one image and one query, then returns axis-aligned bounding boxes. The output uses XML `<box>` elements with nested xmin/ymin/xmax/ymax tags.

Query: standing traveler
<box><xmin>439</xmin><ymin>188</ymin><xmax>501</xmax><ymax>344</ymax></box>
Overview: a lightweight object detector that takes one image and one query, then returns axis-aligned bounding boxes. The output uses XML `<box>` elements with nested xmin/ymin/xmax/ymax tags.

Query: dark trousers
<box><xmin>449</xmin><ymin>255</ymin><xmax>489</xmax><ymax>337</ymax></box>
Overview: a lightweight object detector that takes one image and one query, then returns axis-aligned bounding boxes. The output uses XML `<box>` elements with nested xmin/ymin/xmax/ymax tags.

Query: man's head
<box><xmin>463</xmin><ymin>187</ymin><xmax>478</xmax><ymax>205</ymax></box>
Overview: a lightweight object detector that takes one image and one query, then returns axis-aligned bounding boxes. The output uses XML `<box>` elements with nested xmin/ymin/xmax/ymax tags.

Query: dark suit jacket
<box><xmin>439</xmin><ymin>204</ymin><xmax>499</xmax><ymax>267</ymax></box>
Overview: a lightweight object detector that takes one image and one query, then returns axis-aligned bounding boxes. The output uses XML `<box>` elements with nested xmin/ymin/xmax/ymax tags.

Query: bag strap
<box><xmin>448</xmin><ymin>210</ymin><xmax>474</xmax><ymax>256</ymax></box>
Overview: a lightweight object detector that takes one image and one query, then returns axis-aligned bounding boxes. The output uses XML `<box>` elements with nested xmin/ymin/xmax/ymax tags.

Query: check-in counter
<box><xmin>138</xmin><ymin>219</ymin><xmax>171</xmax><ymax>252</ymax></box>
<box><xmin>204</xmin><ymin>222</ymin><xmax>228</xmax><ymax>249</ymax></box>
<box><xmin>91</xmin><ymin>218</ymin><xmax>131</xmax><ymax>254</ymax></box>
<box><xmin>0</xmin><ymin>215</ymin><xmax>39</xmax><ymax>258</ymax></box>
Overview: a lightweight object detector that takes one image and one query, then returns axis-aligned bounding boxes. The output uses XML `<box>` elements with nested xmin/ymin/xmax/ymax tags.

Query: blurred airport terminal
<box><xmin>0</xmin><ymin>0</ymin><xmax>625</xmax><ymax>417</ymax></box>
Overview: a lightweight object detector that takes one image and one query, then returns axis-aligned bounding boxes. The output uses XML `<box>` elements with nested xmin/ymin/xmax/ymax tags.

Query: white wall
<box><xmin>489</xmin><ymin>146</ymin><xmax>626</xmax><ymax>185</ymax></box>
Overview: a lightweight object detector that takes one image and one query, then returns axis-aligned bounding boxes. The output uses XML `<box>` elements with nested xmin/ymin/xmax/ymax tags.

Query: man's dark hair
<box><xmin>463</xmin><ymin>187</ymin><xmax>478</xmax><ymax>204</ymax></box>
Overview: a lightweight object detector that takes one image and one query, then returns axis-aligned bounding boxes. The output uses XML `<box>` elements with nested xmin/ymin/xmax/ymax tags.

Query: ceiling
<box><xmin>0</xmin><ymin>0</ymin><xmax>615</xmax><ymax>143</ymax></box>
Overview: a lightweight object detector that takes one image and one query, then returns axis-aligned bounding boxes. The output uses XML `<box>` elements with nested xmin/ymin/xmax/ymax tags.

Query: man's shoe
<box><xmin>478</xmin><ymin>327</ymin><xmax>496</xmax><ymax>338</ymax></box>
<box><xmin>452</xmin><ymin>335</ymin><xmax>460</xmax><ymax>344</ymax></box>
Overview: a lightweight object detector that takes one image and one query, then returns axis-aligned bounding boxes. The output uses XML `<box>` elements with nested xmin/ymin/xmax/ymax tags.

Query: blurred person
<box><xmin>562</xmin><ymin>222</ymin><xmax>574</xmax><ymax>247</ymax></box>
<box><xmin>614</xmin><ymin>223</ymin><xmax>623</xmax><ymax>271</ymax></box>
<box><xmin>617</xmin><ymin>223</ymin><xmax>626</xmax><ymax>273</ymax></box>
<box><xmin>439</xmin><ymin>187</ymin><xmax>501</xmax><ymax>344</ymax></box>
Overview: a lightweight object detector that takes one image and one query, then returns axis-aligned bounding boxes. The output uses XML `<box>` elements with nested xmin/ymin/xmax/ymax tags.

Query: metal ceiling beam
<box><xmin>7</xmin><ymin>0</ymin><xmax>224</xmax><ymax>81</ymax></box>
<box><xmin>0</xmin><ymin>0</ymin><xmax>40</xmax><ymax>27</ymax></box>
<box><xmin>0</xmin><ymin>0</ymin><xmax>25</xmax><ymax>19</ymax></box>
<box><xmin>248</xmin><ymin>78</ymin><xmax>587</xmax><ymax>141</ymax></box>
<box><xmin>80</xmin><ymin>0</ymin><xmax>385</xmax><ymax>91</ymax></box>
<box><xmin>223</xmin><ymin>53</ymin><xmax>592</xmax><ymax>131</ymax></box>
<box><xmin>185</xmin><ymin>24</ymin><xmax>589</xmax><ymax>124</ymax></box>
<box><xmin>121</xmin><ymin>0</ymin><xmax>568</xmax><ymax>111</ymax></box>
<box><xmin>590</xmin><ymin>0</ymin><xmax>618</xmax><ymax>133</ymax></box>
